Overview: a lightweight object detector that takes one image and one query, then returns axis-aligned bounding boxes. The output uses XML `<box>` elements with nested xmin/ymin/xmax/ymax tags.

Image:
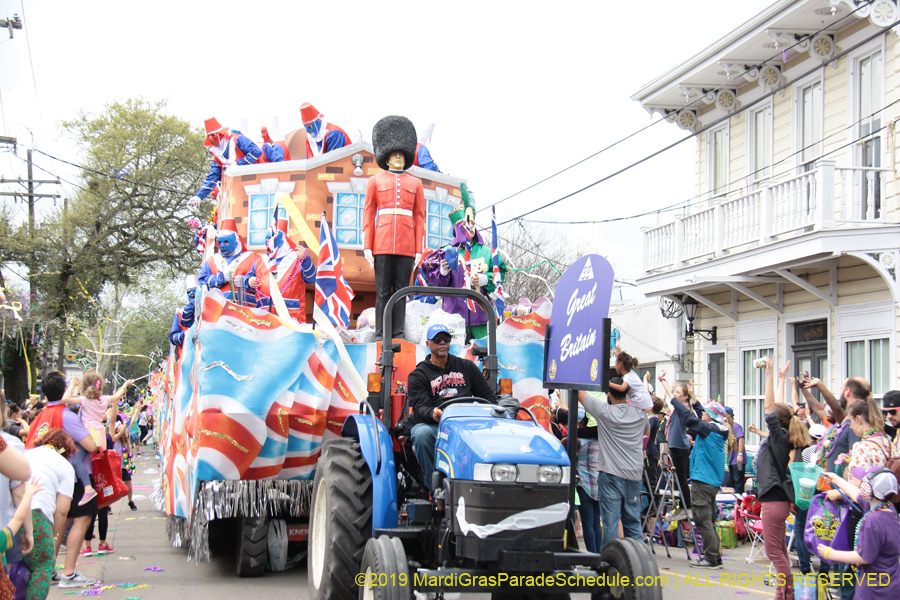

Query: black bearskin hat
<box><xmin>372</xmin><ymin>116</ymin><xmax>417</xmax><ymax>171</ymax></box>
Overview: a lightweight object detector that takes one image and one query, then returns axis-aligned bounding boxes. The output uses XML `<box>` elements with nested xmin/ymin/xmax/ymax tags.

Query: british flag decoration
<box><xmin>491</xmin><ymin>206</ymin><xmax>506</xmax><ymax>317</ymax></box>
<box><xmin>314</xmin><ymin>213</ymin><xmax>355</xmax><ymax>328</ymax></box>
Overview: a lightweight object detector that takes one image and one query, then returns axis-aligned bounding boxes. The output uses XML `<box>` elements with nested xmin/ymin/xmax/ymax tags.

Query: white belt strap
<box><xmin>377</xmin><ymin>208</ymin><xmax>413</xmax><ymax>217</ymax></box>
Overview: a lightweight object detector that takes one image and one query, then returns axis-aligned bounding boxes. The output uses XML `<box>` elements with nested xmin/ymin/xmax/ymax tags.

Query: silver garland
<box><xmin>149</xmin><ymin>477</ymin><xmax>165</xmax><ymax>512</ymax></box>
<box><xmin>162</xmin><ymin>479</ymin><xmax>313</xmax><ymax>563</ymax></box>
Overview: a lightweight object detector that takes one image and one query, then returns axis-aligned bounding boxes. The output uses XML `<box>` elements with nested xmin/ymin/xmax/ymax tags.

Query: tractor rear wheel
<box><xmin>308</xmin><ymin>438</ymin><xmax>373</xmax><ymax>600</ymax></box>
<box><xmin>358</xmin><ymin>535</ymin><xmax>411</xmax><ymax>600</ymax></box>
<box><xmin>235</xmin><ymin>516</ymin><xmax>267</xmax><ymax>577</ymax></box>
<box><xmin>594</xmin><ymin>538</ymin><xmax>663</xmax><ymax>600</ymax></box>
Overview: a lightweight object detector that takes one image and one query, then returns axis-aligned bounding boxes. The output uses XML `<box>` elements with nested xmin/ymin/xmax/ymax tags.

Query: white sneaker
<box><xmin>58</xmin><ymin>571</ymin><xmax>98</xmax><ymax>588</ymax></box>
<box><xmin>668</xmin><ymin>508</ymin><xmax>688</xmax><ymax>521</ymax></box>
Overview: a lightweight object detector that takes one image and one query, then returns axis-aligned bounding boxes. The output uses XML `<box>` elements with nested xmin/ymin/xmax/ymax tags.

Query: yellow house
<box><xmin>633</xmin><ymin>0</ymin><xmax>900</xmax><ymax>442</ymax></box>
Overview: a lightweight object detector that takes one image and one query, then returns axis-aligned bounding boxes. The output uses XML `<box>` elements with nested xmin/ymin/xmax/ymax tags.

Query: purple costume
<box><xmin>420</xmin><ymin>223</ymin><xmax>489</xmax><ymax>328</ymax></box>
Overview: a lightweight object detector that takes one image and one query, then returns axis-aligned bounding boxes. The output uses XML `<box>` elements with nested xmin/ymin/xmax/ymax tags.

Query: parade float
<box><xmin>150</xmin><ymin>130</ymin><xmax>556</xmax><ymax>575</ymax></box>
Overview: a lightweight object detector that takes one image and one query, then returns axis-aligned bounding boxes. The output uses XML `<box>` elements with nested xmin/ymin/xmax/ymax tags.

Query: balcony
<box><xmin>642</xmin><ymin>161</ymin><xmax>892</xmax><ymax>275</ymax></box>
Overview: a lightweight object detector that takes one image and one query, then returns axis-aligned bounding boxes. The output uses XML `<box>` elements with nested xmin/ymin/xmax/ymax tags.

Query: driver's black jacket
<box><xmin>402</xmin><ymin>354</ymin><xmax>498</xmax><ymax>429</ymax></box>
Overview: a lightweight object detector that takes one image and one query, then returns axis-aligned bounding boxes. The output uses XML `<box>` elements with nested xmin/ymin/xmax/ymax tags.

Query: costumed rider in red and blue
<box><xmin>413</xmin><ymin>122</ymin><xmax>441</xmax><ymax>173</ymax></box>
<box><xmin>256</xmin><ymin>208</ymin><xmax>316</xmax><ymax>323</ymax></box>
<box><xmin>198</xmin><ymin>217</ymin><xmax>265</xmax><ymax>307</ymax></box>
<box><xmin>188</xmin><ymin>118</ymin><xmax>263</xmax><ymax>208</ymax></box>
<box><xmin>259</xmin><ymin>116</ymin><xmax>291</xmax><ymax>163</ymax></box>
<box><xmin>168</xmin><ymin>275</ymin><xmax>198</xmax><ymax>350</ymax></box>
<box><xmin>300</xmin><ymin>102</ymin><xmax>351</xmax><ymax>159</ymax></box>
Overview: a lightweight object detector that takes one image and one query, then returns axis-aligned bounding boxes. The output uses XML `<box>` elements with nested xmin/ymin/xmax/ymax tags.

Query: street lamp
<box><xmin>682</xmin><ymin>296</ymin><xmax>717</xmax><ymax>345</ymax></box>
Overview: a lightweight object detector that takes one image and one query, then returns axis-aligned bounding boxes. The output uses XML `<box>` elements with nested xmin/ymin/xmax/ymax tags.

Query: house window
<box><xmin>857</xmin><ymin>50</ymin><xmax>883</xmax><ymax>217</ymax></box>
<box><xmin>847</xmin><ymin>338</ymin><xmax>890</xmax><ymax>397</ymax></box>
<box><xmin>741</xmin><ymin>347</ymin><xmax>773</xmax><ymax>445</ymax></box>
<box><xmin>248</xmin><ymin>193</ymin><xmax>279</xmax><ymax>247</ymax></box>
<box><xmin>798</xmin><ymin>80</ymin><xmax>823</xmax><ymax>172</ymax></box>
<box><xmin>708</xmin><ymin>124</ymin><xmax>729</xmax><ymax>201</ymax></box>
<box><xmin>749</xmin><ymin>105</ymin><xmax>773</xmax><ymax>182</ymax></box>
<box><xmin>709</xmin><ymin>353</ymin><xmax>725</xmax><ymax>402</ymax></box>
<box><xmin>334</xmin><ymin>193</ymin><xmax>364</xmax><ymax>248</ymax></box>
<box><xmin>426</xmin><ymin>196</ymin><xmax>455</xmax><ymax>250</ymax></box>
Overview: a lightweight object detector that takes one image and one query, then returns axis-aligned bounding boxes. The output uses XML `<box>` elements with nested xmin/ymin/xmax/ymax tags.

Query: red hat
<box><xmin>275</xmin><ymin>214</ymin><xmax>296</xmax><ymax>250</ymax></box>
<box><xmin>300</xmin><ymin>103</ymin><xmax>322</xmax><ymax>125</ymax></box>
<box><xmin>205</xmin><ymin>118</ymin><xmax>224</xmax><ymax>136</ymax></box>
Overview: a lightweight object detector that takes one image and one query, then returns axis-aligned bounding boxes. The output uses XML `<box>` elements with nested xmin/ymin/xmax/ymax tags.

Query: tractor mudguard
<box><xmin>342</xmin><ymin>414</ymin><xmax>398</xmax><ymax>532</ymax></box>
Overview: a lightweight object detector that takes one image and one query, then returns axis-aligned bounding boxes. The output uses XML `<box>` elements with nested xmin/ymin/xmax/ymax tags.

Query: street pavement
<box><xmin>48</xmin><ymin>452</ymin><xmax>786</xmax><ymax>600</ymax></box>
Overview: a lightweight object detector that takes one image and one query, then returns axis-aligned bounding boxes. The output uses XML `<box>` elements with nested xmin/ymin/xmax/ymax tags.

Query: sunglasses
<box><xmin>885</xmin><ymin>409</ymin><xmax>898</xmax><ymax>416</ymax></box>
<box><xmin>431</xmin><ymin>336</ymin><xmax>451</xmax><ymax>345</ymax></box>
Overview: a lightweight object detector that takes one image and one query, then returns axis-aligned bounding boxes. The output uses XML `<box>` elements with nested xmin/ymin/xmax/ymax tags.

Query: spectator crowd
<box><xmin>0</xmin><ymin>370</ymin><xmax>153</xmax><ymax>598</ymax></box>
<box><xmin>546</xmin><ymin>345</ymin><xmax>900</xmax><ymax>600</ymax></box>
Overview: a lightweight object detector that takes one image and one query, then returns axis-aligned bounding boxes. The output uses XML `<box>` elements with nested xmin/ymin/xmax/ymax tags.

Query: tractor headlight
<box><xmin>536</xmin><ymin>465</ymin><xmax>562</xmax><ymax>484</ymax></box>
<box><xmin>491</xmin><ymin>464</ymin><xmax>518</xmax><ymax>482</ymax></box>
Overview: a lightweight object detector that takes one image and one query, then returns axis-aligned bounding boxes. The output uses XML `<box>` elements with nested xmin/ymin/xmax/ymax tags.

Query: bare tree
<box><xmin>495</xmin><ymin>222</ymin><xmax>586</xmax><ymax>304</ymax></box>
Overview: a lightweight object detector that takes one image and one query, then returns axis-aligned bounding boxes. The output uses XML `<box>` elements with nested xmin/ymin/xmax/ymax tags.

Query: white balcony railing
<box><xmin>642</xmin><ymin>161</ymin><xmax>890</xmax><ymax>274</ymax></box>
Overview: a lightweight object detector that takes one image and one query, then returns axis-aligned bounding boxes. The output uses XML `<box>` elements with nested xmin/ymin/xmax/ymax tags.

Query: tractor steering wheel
<box><xmin>436</xmin><ymin>396</ymin><xmax>496</xmax><ymax>410</ymax></box>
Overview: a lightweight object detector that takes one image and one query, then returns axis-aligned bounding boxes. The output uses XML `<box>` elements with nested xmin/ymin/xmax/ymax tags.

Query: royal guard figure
<box><xmin>259</xmin><ymin>116</ymin><xmax>290</xmax><ymax>163</ymax></box>
<box><xmin>363</xmin><ymin>116</ymin><xmax>426</xmax><ymax>341</ymax></box>
<box><xmin>198</xmin><ymin>218</ymin><xmax>265</xmax><ymax>307</ymax></box>
<box><xmin>168</xmin><ymin>276</ymin><xmax>199</xmax><ymax>353</ymax></box>
<box><xmin>189</xmin><ymin>118</ymin><xmax>263</xmax><ymax>208</ymax></box>
<box><xmin>413</xmin><ymin>122</ymin><xmax>441</xmax><ymax>173</ymax></box>
<box><xmin>256</xmin><ymin>208</ymin><xmax>316</xmax><ymax>322</ymax></box>
<box><xmin>300</xmin><ymin>103</ymin><xmax>351</xmax><ymax>159</ymax></box>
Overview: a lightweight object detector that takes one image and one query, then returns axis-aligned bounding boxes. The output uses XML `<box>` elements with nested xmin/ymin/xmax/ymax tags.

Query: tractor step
<box><xmin>373</xmin><ymin>525</ymin><xmax>431</xmax><ymax>539</ymax></box>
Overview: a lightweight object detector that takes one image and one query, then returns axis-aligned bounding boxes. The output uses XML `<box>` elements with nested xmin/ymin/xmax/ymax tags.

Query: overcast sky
<box><xmin>0</xmin><ymin>0</ymin><xmax>777</xmax><ymax>295</ymax></box>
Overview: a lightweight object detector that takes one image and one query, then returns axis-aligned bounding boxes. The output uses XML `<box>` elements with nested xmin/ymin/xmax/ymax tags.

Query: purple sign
<box><xmin>543</xmin><ymin>254</ymin><xmax>614</xmax><ymax>390</ymax></box>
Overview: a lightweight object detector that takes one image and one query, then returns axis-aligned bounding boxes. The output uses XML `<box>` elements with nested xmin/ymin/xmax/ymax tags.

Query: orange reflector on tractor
<box><xmin>367</xmin><ymin>373</ymin><xmax>382</xmax><ymax>394</ymax></box>
<box><xmin>499</xmin><ymin>378</ymin><xmax>513</xmax><ymax>395</ymax></box>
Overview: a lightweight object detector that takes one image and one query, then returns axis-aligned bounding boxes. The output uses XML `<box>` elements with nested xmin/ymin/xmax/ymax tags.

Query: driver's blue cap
<box><xmin>426</xmin><ymin>324</ymin><xmax>451</xmax><ymax>340</ymax></box>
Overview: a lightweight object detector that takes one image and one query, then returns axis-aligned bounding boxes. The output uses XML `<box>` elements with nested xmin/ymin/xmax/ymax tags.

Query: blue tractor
<box><xmin>307</xmin><ymin>287</ymin><xmax>662</xmax><ymax>600</ymax></box>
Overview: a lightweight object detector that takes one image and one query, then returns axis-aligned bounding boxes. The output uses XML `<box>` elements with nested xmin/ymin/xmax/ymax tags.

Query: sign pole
<box><xmin>565</xmin><ymin>387</ymin><xmax>578</xmax><ymax>532</ymax></box>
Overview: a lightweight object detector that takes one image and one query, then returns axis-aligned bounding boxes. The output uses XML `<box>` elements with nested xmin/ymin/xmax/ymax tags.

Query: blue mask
<box><xmin>218</xmin><ymin>232</ymin><xmax>240</xmax><ymax>257</ymax></box>
<box><xmin>266</xmin><ymin>230</ymin><xmax>284</xmax><ymax>255</ymax></box>
<box><xmin>305</xmin><ymin>119</ymin><xmax>322</xmax><ymax>137</ymax></box>
<box><xmin>187</xmin><ymin>288</ymin><xmax>196</xmax><ymax>301</ymax></box>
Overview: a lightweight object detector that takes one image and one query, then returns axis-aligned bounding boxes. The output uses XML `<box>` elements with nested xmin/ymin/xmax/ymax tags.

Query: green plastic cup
<box><xmin>789</xmin><ymin>462</ymin><xmax>824</xmax><ymax>509</ymax></box>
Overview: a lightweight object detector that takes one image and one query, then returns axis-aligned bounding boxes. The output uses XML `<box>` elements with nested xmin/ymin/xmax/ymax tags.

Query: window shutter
<box><xmin>709</xmin><ymin>353</ymin><xmax>725</xmax><ymax>401</ymax></box>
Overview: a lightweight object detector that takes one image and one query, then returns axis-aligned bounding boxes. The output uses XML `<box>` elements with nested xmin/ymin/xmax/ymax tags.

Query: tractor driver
<box><xmin>403</xmin><ymin>323</ymin><xmax>498</xmax><ymax>490</ymax></box>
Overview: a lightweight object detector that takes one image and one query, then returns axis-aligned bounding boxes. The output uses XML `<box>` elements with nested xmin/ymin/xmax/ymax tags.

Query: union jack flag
<box><xmin>314</xmin><ymin>214</ymin><xmax>355</xmax><ymax>328</ymax></box>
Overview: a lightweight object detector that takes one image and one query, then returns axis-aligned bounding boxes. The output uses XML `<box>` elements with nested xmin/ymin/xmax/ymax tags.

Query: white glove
<box><xmin>222</xmin><ymin>270</ymin><xmax>234</xmax><ymax>284</ymax></box>
<box><xmin>188</xmin><ymin>196</ymin><xmax>201</xmax><ymax>209</ymax></box>
<box><xmin>364</xmin><ymin>249</ymin><xmax>375</xmax><ymax>269</ymax></box>
<box><xmin>414</xmin><ymin>253</ymin><xmax>422</xmax><ymax>266</ymax></box>
<box><xmin>476</xmin><ymin>274</ymin><xmax>488</xmax><ymax>287</ymax></box>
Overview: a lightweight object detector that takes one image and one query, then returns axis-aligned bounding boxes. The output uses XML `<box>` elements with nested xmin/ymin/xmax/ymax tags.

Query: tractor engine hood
<box><xmin>434</xmin><ymin>405</ymin><xmax>569</xmax><ymax>481</ymax></box>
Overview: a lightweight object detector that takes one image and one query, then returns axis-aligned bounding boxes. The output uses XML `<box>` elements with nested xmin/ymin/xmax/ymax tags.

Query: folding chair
<box><xmin>734</xmin><ymin>495</ymin><xmax>766</xmax><ymax>564</ymax></box>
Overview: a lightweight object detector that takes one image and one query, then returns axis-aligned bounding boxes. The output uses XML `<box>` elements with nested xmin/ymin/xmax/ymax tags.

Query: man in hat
<box><xmin>198</xmin><ymin>218</ymin><xmax>265</xmax><ymax>307</ymax></box>
<box><xmin>300</xmin><ymin>103</ymin><xmax>351</xmax><ymax>159</ymax></box>
<box><xmin>168</xmin><ymin>276</ymin><xmax>199</xmax><ymax>350</ymax></box>
<box><xmin>256</xmin><ymin>208</ymin><xmax>316</xmax><ymax>322</ymax></box>
<box><xmin>670</xmin><ymin>398</ymin><xmax>730</xmax><ymax>569</ymax></box>
<box><xmin>399</xmin><ymin>324</ymin><xmax>498</xmax><ymax>490</ymax></box>
<box><xmin>413</xmin><ymin>122</ymin><xmax>440</xmax><ymax>173</ymax></box>
<box><xmin>883</xmin><ymin>390</ymin><xmax>900</xmax><ymax>443</ymax></box>
<box><xmin>189</xmin><ymin>118</ymin><xmax>263</xmax><ymax>208</ymax></box>
<box><xmin>363</xmin><ymin>116</ymin><xmax>426</xmax><ymax>341</ymax></box>
<box><xmin>420</xmin><ymin>185</ymin><xmax>506</xmax><ymax>340</ymax></box>
<box><xmin>258</xmin><ymin>117</ymin><xmax>291</xmax><ymax>163</ymax></box>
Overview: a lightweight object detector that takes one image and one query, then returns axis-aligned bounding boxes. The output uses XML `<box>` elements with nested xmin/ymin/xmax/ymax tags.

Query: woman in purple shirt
<box><xmin>818</xmin><ymin>466</ymin><xmax>900</xmax><ymax>600</ymax></box>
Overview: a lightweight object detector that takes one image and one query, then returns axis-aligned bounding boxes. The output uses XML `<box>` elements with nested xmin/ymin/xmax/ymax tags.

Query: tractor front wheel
<box><xmin>308</xmin><ymin>438</ymin><xmax>374</xmax><ymax>600</ymax></box>
<box><xmin>358</xmin><ymin>535</ymin><xmax>411</xmax><ymax>600</ymax></box>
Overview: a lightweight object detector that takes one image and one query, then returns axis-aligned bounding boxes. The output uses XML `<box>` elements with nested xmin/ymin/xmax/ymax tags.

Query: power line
<box><xmin>496</xmin><ymin>16</ymin><xmax>897</xmax><ymax>226</ymax></box>
<box><xmin>483</xmin><ymin>1</ymin><xmax>874</xmax><ymax>212</ymax></box>
<box><xmin>515</xmin><ymin>96</ymin><xmax>900</xmax><ymax>225</ymax></box>
<box><xmin>33</xmin><ymin>149</ymin><xmax>191</xmax><ymax>197</ymax></box>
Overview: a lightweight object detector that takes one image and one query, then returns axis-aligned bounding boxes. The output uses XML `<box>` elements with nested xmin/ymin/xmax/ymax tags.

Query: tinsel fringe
<box><xmin>162</xmin><ymin>479</ymin><xmax>313</xmax><ymax>563</ymax></box>
<box><xmin>149</xmin><ymin>477</ymin><xmax>165</xmax><ymax>512</ymax></box>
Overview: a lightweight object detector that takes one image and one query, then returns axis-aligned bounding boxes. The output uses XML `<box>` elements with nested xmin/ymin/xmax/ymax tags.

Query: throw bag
<box><xmin>92</xmin><ymin>451</ymin><xmax>129</xmax><ymax>508</ymax></box>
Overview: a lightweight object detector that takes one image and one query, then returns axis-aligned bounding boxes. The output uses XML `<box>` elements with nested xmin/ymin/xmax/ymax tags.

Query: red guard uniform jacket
<box><xmin>363</xmin><ymin>171</ymin><xmax>426</xmax><ymax>257</ymax></box>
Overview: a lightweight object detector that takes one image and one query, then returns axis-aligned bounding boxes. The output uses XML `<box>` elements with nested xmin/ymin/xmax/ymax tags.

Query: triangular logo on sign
<box><xmin>578</xmin><ymin>257</ymin><xmax>594</xmax><ymax>281</ymax></box>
